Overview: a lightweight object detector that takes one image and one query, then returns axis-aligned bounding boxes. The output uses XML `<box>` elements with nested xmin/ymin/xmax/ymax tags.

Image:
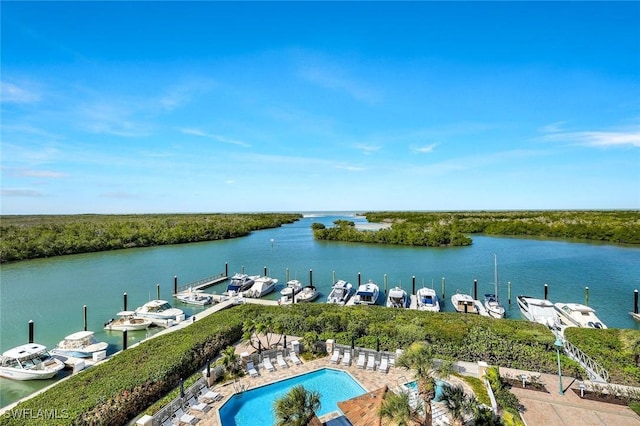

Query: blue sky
<box><xmin>2</xmin><ymin>2</ymin><xmax>639</xmax><ymax>214</ymax></box>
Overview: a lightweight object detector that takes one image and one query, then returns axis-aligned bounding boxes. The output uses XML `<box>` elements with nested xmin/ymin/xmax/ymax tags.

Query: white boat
<box><xmin>348</xmin><ymin>281</ymin><xmax>380</xmax><ymax>305</ymax></box>
<box><xmin>0</xmin><ymin>343</ymin><xmax>65</xmax><ymax>380</ymax></box>
<box><xmin>631</xmin><ymin>312</ymin><xmax>640</xmax><ymax>321</ymax></box>
<box><xmin>297</xmin><ymin>285</ymin><xmax>320</xmax><ymax>302</ymax></box>
<box><xmin>484</xmin><ymin>255</ymin><xmax>506</xmax><ymax>319</ymax></box>
<box><xmin>386</xmin><ymin>286</ymin><xmax>409</xmax><ymax>308</ymax></box>
<box><xmin>104</xmin><ymin>311</ymin><xmax>153</xmax><ymax>331</ymax></box>
<box><xmin>245</xmin><ymin>276</ymin><xmax>278</xmax><ymax>298</ymax></box>
<box><xmin>226</xmin><ymin>273</ymin><xmax>257</xmax><ymax>294</ymax></box>
<box><xmin>280</xmin><ymin>279</ymin><xmax>303</xmax><ymax>298</ymax></box>
<box><xmin>554</xmin><ymin>302</ymin><xmax>607</xmax><ymax>329</ymax></box>
<box><xmin>51</xmin><ymin>331</ymin><xmax>109</xmax><ymax>358</ymax></box>
<box><xmin>134</xmin><ymin>300</ymin><xmax>184</xmax><ymax>320</ymax></box>
<box><xmin>327</xmin><ymin>280</ymin><xmax>353</xmax><ymax>305</ymax></box>
<box><xmin>517</xmin><ymin>295</ymin><xmax>559</xmax><ymax>329</ymax></box>
<box><xmin>175</xmin><ymin>287</ymin><xmax>213</xmax><ymax>306</ymax></box>
<box><xmin>451</xmin><ymin>291</ymin><xmax>478</xmax><ymax>314</ymax></box>
<box><xmin>416</xmin><ymin>287</ymin><xmax>440</xmax><ymax>312</ymax></box>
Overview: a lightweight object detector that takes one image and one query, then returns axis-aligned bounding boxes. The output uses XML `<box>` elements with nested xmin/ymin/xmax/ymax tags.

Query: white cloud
<box><xmin>1</xmin><ymin>188</ymin><xmax>44</xmax><ymax>197</ymax></box>
<box><xmin>539</xmin><ymin>125</ymin><xmax>640</xmax><ymax>148</ymax></box>
<box><xmin>410</xmin><ymin>143</ymin><xmax>438</xmax><ymax>154</ymax></box>
<box><xmin>354</xmin><ymin>143</ymin><xmax>381</xmax><ymax>155</ymax></box>
<box><xmin>12</xmin><ymin>168</ymin><xmax>67</xmax><ymax>179</ymax></box>
<box><xmin>0</xmin><ymin>82</ymin><xmax>41</xmax><ymax>103</ymax></box>
<box><xmin>539</xmin><ymin>121</ymin><xmax>567</xmax><ymax>133</ymax></box>
<box><xmin>181</xmin><ymin>128</ymin><xmax>251</xmax><ymax>147</ymax></box>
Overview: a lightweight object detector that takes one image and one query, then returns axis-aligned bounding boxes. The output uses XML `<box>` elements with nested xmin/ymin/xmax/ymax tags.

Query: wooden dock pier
<box><xmin>176</xmin><ymin>273</ymin><xmax>228</xmax><ymax>293</ymax></box>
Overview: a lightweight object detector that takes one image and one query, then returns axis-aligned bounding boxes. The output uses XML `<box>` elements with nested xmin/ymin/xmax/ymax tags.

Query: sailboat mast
<box><xmin>494</xmin><ymin>254</ymin><xmax>499</xmax><ymax>300</ymax></box>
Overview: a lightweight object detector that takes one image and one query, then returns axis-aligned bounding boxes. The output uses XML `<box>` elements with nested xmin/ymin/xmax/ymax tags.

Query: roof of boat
<box><xmin>142</xmin><ymin>299</ymin><xmax>169</xmax><ymax>306</ymax></box>
<box><xmin>63</xmin><ymin>330</ymin><xmax>95</xmax><ymax>340</ymax></box>
<box><xmin>555</xmin><ymin>302</ymin><xmax>596</xmax><ymax>312</ymax></box>
<box><xmin>117</xmin><ymin>310</ymin><xmax>137</xmax><ymax>316</ymax></box>
<box><xmin>3</xmin><ymin>343</ymin><xmax>48</xmax><ymax>358</ymax></box>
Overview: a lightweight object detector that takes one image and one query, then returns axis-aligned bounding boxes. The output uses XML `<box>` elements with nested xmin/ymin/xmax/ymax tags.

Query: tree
<box><xmin>378</xmin><ymin>390</ymin><xmax>423</xmax><ymax>426</ymax></box>
<box><xmin>439</xmin><ymin>383</ymin><xmax>473</xmax><ymax>426</ymax></box>
<box><xmin>242</xmin><ymin>316</ymin><xmax>283</xmax><ymax>351</ymax></box>
<box><xmin>397</xmin><ymin>342</ymin><xmax>449</xmax><ymax>426</ymax></box>
<box><xmin>219</xmin><ymin>346</ymin><xmax>240</xmax><ymax>376</ymax></box>
<box><xmin>273</xmin><ymin>385</ymin><xmax>321</xmax><ymax>426</ymax></box>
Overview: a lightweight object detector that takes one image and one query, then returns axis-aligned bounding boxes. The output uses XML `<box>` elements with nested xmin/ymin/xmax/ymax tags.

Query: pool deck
<box><xmin>185</xmin><ymin>358</ymin><xmax>640</xmax><ymax>426</ymax></box>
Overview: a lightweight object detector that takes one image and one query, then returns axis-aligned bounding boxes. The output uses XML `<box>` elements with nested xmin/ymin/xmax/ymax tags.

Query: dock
<box><xmin>176</xmin><ymin>273</ymin><xmax>227</xmax><ymax>293</ymax></box>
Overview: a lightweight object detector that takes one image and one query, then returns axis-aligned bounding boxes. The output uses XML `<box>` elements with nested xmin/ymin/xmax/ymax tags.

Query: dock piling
<box><xmin>286</xmin><ymin>268</ymin><xmax>290</xmax><ymax>282</ymax></box>
<box><xmin>83</xmin><ymin>305</ymin><xmax>88</xmax><ymax>331</ymax></box>
<box><xmin>442</xmin><ymin>277</ymin><xmax>446</xmax><ymax>303</ymax></box>
<box><xmin>309</xmin><ymin>269</ymin><xmax>313</xmax><ymax>286</ymax></box>
<box><xmin>28</xmin><ymin>320</ymin><xmax>34</xmax><ymax>343</ymax></box>
<box><xmin>508</xmin><ymin>281</ymin><xmax>511</xmax><ymax>306</ymax></box>
<box><xmin>544</xmin><ymin>283</ymin><xmax>548</xmax><ymax>300</ymax></box>
<box><xmin>473</xmin><ymin>279</ymin><xmax>478</xmax><ymax>300</ymax></box>
<box><xmin>123</xmin><ymin>292</ymin><xmax>128</xmax><ymax>311</ymax></box>
<box><xmin>123</xmin><ymin>329</ymin><xmax>128</xmax><ymax>351</ymax></box>
<box><xmin>225</xmin><ymin>262</ymin><xmax>228</xmax><ymax>277</ymax></box>
<box><xmin>634</xmin><ymin>289</ymin><xmax>638</xmax><ymax>314</ymax></box>
<box><xmin>174</xmin><ymin>276</ymin><xmax>178</xmax><ymax>294</ymax></box>
<box><xmin>157</xmin><ymin>283</ymin><xmax>160</xmax><ymax>300</ymax></box>
<box><xmin>585</xmin><ymin>287</ymin><xmax>589</xmax><ymax>306</ymax></box>
<box><xmin>412</xmin><ymin>276</ymin><xmax>416</xmax><ymax>295</ymax></box>
<box><xmin>264</xmin><ymin>266</ymin><xmax>267</xmax><ymax>276</ymax></box>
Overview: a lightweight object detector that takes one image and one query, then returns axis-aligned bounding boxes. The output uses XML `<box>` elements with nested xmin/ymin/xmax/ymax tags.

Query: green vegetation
<box><xmin>313</xmin><ymin>211</ymin><xmax>640</xmax><ymax>247</ymax></box>
<box><xmin>273</xmin><ymin>385</ymin><xmax>321</xmax><ymax>426</ymax></box>
<box><xmin>5</xmin><ymin>304</ymin><xmax>636</xmax><ymax>425</ymax></box>
<box><xmin>565</xmin><ymin>328</ymin><xmax>640</xmax><ymax>386</ymax></box>
<box><xmin>0</xmin><ymin>213</ymin><xmax>301</xmax><ymax>263</ymax></box>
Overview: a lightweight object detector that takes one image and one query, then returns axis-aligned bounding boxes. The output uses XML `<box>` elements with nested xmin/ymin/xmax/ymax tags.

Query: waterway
<box><xmin>1</xmin><ymin>212</ymin><xmax>639</xmax><ymax>407</ymax></box>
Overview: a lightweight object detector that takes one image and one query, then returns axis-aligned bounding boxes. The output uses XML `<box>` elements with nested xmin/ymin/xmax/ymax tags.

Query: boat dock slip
<box><xmin>176</xmin><ymin>273</ymin><xmax>228</xmax><ymax>293</ymax></box>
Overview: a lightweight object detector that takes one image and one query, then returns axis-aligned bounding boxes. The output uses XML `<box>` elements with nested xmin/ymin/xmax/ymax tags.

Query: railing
<box><xmin>177</xmin><ymin>273</ymin><xmax>227</xmax><ymax>293</ymax></box>
<box><xmin>563</xmin><ymin>339</ymin><xmax>609</xmax><ymax>383</ymax></box>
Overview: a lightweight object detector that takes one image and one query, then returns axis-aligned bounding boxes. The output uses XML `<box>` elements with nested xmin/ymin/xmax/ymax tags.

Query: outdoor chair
<box><xmin>330</xmin><ymin>348</ymin><xmax>341</xmax><ymax>363</ymax></box>
<box><xmin>356</xmin><ymin>352</ymin><xmax>366</xmax><ymax>369</ymax></box>
<box><xmin>246</xmin><ymin>361</ymin><xmax>259</xmax><ymax>377</ymax></box>
<box><xmin>263</xmin><ymin>357</ymin><xmax>275</xmax><ymax>372</ymax></box>
<box><xmin>341</xmin><ymin>350</ymin><xmax>351</xmax><ymax>366</ymax></box>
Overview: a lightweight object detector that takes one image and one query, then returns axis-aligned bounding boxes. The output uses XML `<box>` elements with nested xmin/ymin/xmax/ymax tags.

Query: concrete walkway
<box><xmin>501</xmin><ymin>367</ymin><xmax>640</xmax><ymax>426</ymax></box>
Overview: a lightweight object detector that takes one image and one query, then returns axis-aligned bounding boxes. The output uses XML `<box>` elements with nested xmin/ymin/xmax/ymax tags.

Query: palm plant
<box><xmin>439</xmin><ymin>383</ymin><xmax>472</xmax><ymax>426</ymax></box>
<box><xmin>397</xmin><ymin>342</ymin><xmax>449</xmax><ymax>426</ymax></box>
<box><xmin>378</xmin><ymin>390</ymin><xmax>423</xmax><ymax>426</ymax></box>
<box><xmin>219</xmin><ymin>346</ymin><xmax>240</xmax><ymax>376</ymax></box>
<box><xmin>273</xmin><ymin>385</ymin><xmax>321</xmax><ymax>426</ymax></box>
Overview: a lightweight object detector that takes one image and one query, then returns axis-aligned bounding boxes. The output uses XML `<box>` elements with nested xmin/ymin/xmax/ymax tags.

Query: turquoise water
<box><xmin>1</xmin><ymin>212</ymin><xmax>639</xmax><ymax>407</ymax></box>
<box><xmin>218</xmin><ymin>368</ymin><xmax>366</xmax><ymax>425</ymax></box>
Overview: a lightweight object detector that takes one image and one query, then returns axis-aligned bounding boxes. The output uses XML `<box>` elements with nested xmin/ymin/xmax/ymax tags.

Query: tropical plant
<box><xmin>439</xmin><ymin>383</ymin><xmax>473</xmax><ymax>426</ymax></box>
<box><xmin>219</xmin><ymin>346</ymin><xmax>240</xmax><ymax>376</ymax></box>
<box><xmin>273</xmin><ymin>385</ymin><xmax>321</xmax><ymax>426</ymax></box>
<box><xmin>242</xmin><ymin>316</ymin><xmax>283</xmax><ymax>351</ymax></box>
<box><xmin>303</xmin><ymin>331</ymin><xmax>319</xmax><ymax>354</ymax></box>
<box><xmin>397</xmin><ymin>342</ymin><xmax>449</xmax><ymax>426</ymax></box>
<box><xmin>378</xmin><ymin>390</ymin><xmax>424</xmax><ymax>426</ymax></box>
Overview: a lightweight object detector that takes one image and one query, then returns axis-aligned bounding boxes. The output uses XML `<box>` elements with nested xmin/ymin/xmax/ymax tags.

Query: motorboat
<box><xmin>175</xmin><ymin>287</ymin><xmax>213</xmax><ymax>306</ymax></box>
<box><xmin>0</xmin><ymin>343</ymin><xmax>65</xmax><ymax>380</ymax></box>
<box><xmin>386</xmin><ymin>286</ymin><xmax>409</xmax><ymax>308</ymax></box>
<box><xmin>348</xmin><ymin>280</ymin><xmax>380</xmax><ymax>305</ymax></box>
<box><xmin>296</xmin><ymin>285</ymin><xmax>320</xmax><ymax>302</ymax></box>
<box><xmin>517</xmin><ymin>295</ymin><xmax>559</xmax><ymax>329</ymax></box>
<box><xmin>415</xmin><ymin>287</ymin><xmax>440</xmax><ymax>312</ymax></box>
<box><xmin>483</xmin><ymin>255</ymin><xmax>506</xmax><ymax>319</ymax></box>
<box><xmin>226</xmin><ymin>273</ymin><xmax>257</xmax><ymax>294</ymax></box>
<box><xmin>554</xmin><ymin>302</ymin><xmax>607</xmax><ymax>329</ymax></box>
<box><xmin>245</xmin><ymin>276</ymin><xmax>278</xmax><ymax>298</ymax></box>
<box><xmin>104</xmin><ymin>311</ymin><xmax>153</xmax><ymax>331</ymax></box>
<box><xmin>280</xmin><ymin>279</ymin><xmax>303</xmax><ymax>298</ymax></box>
<box><xmin>134</xmin><ymin>300</ymin><xmax>184</xmax><ymax>320</ymax></box>
<box><xmin>51</xmin><ymin>330</ymin><xmax>109</xmax><ymax>358</ymax></box>
<box><xmin>326</xmin><ymin>280</ymin><xmax>353</xmax><ymax>305</ymax></box>
<box><xmin>631</xmin><ymin>312</ymin><xmax>640</xmax><ymax>321</ymax></box>
<box><xmin>451</xmin><ymin>291</ymin><xmax>478</xmax><ymax>314</ymax></box>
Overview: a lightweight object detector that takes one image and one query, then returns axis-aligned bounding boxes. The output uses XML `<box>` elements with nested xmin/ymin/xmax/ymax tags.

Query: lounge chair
<box><xmin>172</xmin><ymin>408</ymin><xmax>196</xmax><ymax>425</ymax></box>
<box><xmin>366</xmin><ymin>354</ymin><xmax>376</xmax><ymax>371</ymax></box>
<box><xmin>188</xmin><ymin>396</ymin><xmax>208</xmax><ymax>412</ymax></box>
<box><xmin>198</xmin><ymin>387</ymin><xmax>222</xmax><ymax>403</ymax></box>
<box><xmin>330</xmin><ymin>348</ymin><xmax>341</xmax><ymax>364</ymax></box>
<box><xmin>246</xmin><ymin>361</ymin><xmax>259</xmax><ymax>377</ymax></box>
<box><xmin>277</xmin><ymin>353</ymin><xmax>288</xmax><ymax>368</ymax></box>
<box><xmin>263</xmin><ymin>357</ymin><xmax>275</xmax><ymax>372</ymax></box>
<box><xmin>356</xmin><ymin>352</ymin><xmax>366</xmax><ymax>369</ymax></box>
<box><xmin>289</xmin><ymin>350</ymin><xmax>302</xmax><ymax>365</ymax></box>
<box><xmin>379</xmin><ymin>356</ymin><xmax>389</xmax><ymax>373</ymax></box>
<box><xmin>341</xmin><ymin>350</ymin><xmax>351</xmax><ymax>366</ymax></box>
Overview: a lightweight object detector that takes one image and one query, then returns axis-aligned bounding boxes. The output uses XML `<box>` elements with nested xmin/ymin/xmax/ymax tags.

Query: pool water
<box><xmin>219</xmin><ymin>368</ymin><xmax>367</xmax><ymax>426</ymax></box>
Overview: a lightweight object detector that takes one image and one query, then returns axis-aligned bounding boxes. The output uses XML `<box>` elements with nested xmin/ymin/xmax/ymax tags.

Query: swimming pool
<box><xmin>219</xmin><ymin>368</ymin><xmax>367</xmax><ymax>426</ymax></box>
